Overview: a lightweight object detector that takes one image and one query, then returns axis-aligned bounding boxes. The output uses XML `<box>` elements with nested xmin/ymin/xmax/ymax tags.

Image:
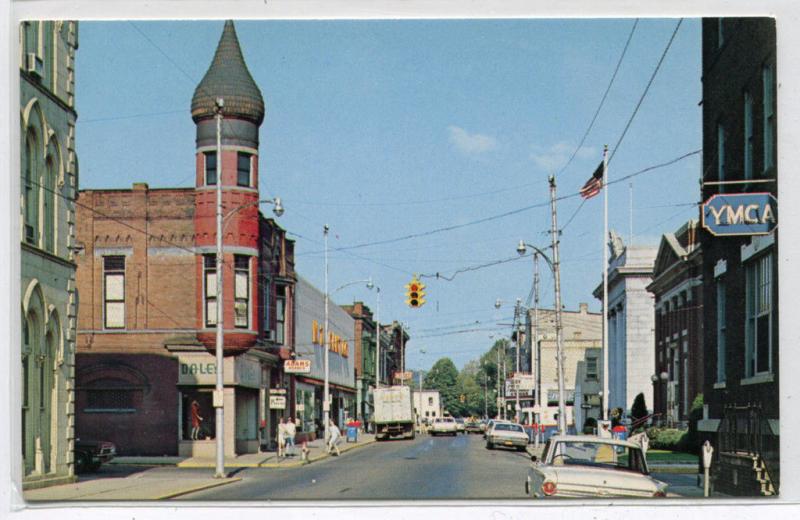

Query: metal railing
<box><xmin>719</xmin><ymin>404</ymin><xmax>779</xmax><ymax>492</ymax></box>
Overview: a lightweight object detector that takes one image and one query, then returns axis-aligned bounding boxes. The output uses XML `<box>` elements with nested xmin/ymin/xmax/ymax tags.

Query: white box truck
<box><xmin>373</xmin><ymin>386</ymin><xmax>415</xmax><ymax>441</ymax></box>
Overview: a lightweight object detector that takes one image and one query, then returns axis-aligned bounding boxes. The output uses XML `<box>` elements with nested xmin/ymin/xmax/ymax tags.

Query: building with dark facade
<box><xmin>698</xmin><ymin>18</ymin><xmax>778</xmax><ymax>496</ymax></box>
<box><xmin>20</xmin><ymin>20</ymin><xmax>80</xmax><ymax>489</ymax></box>
<box><xmin>74</xmin><ymin>21</ymin><xmax>296</xmax><ymax>457</ymax></box>
<box><xmin>646</xmin><ymin>220</ymin><xmax>703</xmax><ymax>426</ymax></box>
<box><xmin>341</xmin><ymin>302</ymin><xmax>378</xmax><ymax>424</ymax></box>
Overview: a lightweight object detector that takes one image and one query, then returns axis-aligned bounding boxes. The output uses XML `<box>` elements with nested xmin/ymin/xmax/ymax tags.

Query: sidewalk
<box><xmin>176</xmin><ymin>432</ymin><xmax>375</xmax><ymax>468</ymax></box>
<box><xmin>24</xmin><ymin>433</ymin><xmax>375</xmax><ymax>502</ymax></box>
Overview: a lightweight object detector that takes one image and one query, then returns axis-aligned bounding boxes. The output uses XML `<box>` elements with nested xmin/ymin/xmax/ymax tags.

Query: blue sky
<box><xmin>76</xmin><ymin>18</ymin><xmax>702</xmax><ymax>371</ymax></box>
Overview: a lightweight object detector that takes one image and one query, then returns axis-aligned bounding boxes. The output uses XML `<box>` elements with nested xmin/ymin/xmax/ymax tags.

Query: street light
<box><xmin>212</xmin><ymin>97</ymin><xmax>284</xmax><ymax>478</ymax></box>
<box><xmin>321</xmin><ymin>228</ymin><xmax>374</xmax><ymax>442</ymax></box>
<box><xmin>516</xmin><ymin>240</ymin><xmax>566</xmax><ymax>435</ymax></box>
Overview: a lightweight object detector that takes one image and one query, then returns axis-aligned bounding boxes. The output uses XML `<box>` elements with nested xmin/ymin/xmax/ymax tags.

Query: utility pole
<box><xmin>514</xmin><ymin>300</ymin><xmax>521</xmax><ymax>423</ymax></box>
<box><xmin>375</xmin><ymin>288</ymin><xmax>381</xmax><ymax>390</ymax></box>
<box><xmin>502</xmin><ymin>355</ymin><xmax>507</xmax><ymax>420</ymax></box>
<box><xmin>323</xmin><ymin>225</ymin><xmax>330</xmax><ymax>442</ymax></box>
<box><xmin>549</xmin><ymin>176</ymin><xmax>567</xmax><ymax>435</ymax></box>
<box><xmin>533</xmin><ymin>253</ymin><xmax>541</xmax><ymax>446</ymax></box>
<box><xmin>213</xmin><ymin>98</ymin><xmax>225</xmax><ymax>479</ymax></box>
<box><xmin>602</xmin><ymin>145</ymin><xmax>610</xmax><ymax>422</ymax></box>
<box><xmin>495</xmin><ymin>348</ymin><xmax>501</xmax><ymax>420</ymax></box>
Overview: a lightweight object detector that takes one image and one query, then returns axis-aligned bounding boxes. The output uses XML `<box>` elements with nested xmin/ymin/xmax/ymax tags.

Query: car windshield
<box><xmin>494</xmin><ymin>423</ymin><xmax>524</xmax><ymax>433</ymax></box>
<box><xmin>550</xmin><ymin>441</ymin><xmax>648</xmax><ymax>475</ymax></box>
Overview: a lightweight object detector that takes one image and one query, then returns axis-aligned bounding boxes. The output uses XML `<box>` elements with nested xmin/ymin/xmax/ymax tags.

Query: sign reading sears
<box><xmin>702</xmin><ymin>193</ymin><xmax>777</xmax><ymax>236</ymax></box>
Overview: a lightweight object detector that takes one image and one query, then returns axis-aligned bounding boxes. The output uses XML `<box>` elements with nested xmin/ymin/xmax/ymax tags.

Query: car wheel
<box><xmin>486</xmin><ymin>442</ymin><xmax>494</xmax><ymax>450</ymax></box>
<box><xmin>89</xmin><ymin>461</ymin><xmax>102</xmax><ymax>472</ymax></box>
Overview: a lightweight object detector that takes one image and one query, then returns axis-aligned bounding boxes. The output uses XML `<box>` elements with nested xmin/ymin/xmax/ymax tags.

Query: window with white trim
<box><xmin>204</xmin><ymin>151</ymin><xmax>217</xmax><ymax>186</ymax></box>
<box><xmin>24</xmin><ymin>130</ymin><xmax>38</xmax><ymax>245</ymax></box>
<box><xmin>234</xmin><ymin>255</ymin><xmax>249</xmax><ymax>328</ymax></box>
<box><xmin>716</xmin><ymin>278</ymin><xmax>726</xmax><ymax>383</ymax></box>
<box><xmin>744</xmin><ymin>90</ymin><xmax>754</xmax><ymax>180</ymax></box>
<box><xmin>103</xmin><ymin>256</ymin><xmax>125</xmax><ymax>329</ymax></box>
<box><xmin>275</xmin><ymin>285</ymin><xmax>286</xmax><ymax>344</ymax></box>
<box><xmin>204</xmin><ymin>254</ymin><xmax>217</xmax><ymax>327</ymax></box>
<box><xmin>763</xmin><ymin>62</ymin><xmax>776</xmax><ymax>172</ymax></box>
<box><xmin>237</xmin><ymin>152</ymin><xmax>251</xmax><ymax>187</ymax></box>
<box><xmin>745</xmin><ymin>253</ymin><xmax>772</xmax><ymax>376</ymax></box>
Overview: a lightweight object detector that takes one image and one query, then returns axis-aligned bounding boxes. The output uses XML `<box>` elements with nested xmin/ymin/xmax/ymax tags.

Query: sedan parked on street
<box><xmin>485</xmin><ymin>422</ymin><xmax>529</xmax><ymax>451</ymax></box>
<box><xmin>525</xmin><ymin>435</ymin><xmax>668</xmax><ymax>499</ymax></box>
<box><xmin>429</xmin><ymin>416</ymin><xmax>459</xmax><ymax>436</ymax></box>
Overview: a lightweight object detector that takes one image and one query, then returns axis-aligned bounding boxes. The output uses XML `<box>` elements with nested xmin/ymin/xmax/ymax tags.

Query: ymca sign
<box><xmin>702</xmin><ymin>193</ymin><xmax>777</xmax><ymax>236</ymax></box>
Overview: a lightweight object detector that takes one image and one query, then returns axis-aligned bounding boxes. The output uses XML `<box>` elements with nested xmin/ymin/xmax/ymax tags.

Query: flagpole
<box><xmin>601</xmin><ymin>145</ymin><xmax>610</xmax><ymax>422</ymax></box>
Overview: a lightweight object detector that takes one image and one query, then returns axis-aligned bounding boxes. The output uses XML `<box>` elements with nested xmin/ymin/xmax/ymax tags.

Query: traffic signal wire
<box><xmin>417</xmin><ymin>253</ymin><xmax>533</xmax><ymax>282</ymax></box>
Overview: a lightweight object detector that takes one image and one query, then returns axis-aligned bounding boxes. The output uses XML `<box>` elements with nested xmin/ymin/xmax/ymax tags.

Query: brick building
<box><xmin>698</xmin><ymin>18</ymin><xmax>778</xmax><ymax>496</ymax></box>
<box><xmin>74</xmin><ymin>21</ymin><xmax>296</xmax><ymax>457</ymax></box>
<box><xmin>341</xmin><ymin>302</ymin><xmax>378</xmax><ymax>424</ymax></box>
<box><xmin>19</xmin><ymin>20</ymin><xmax>80</xmax><ymax>489</ymax></box>
<box><xmin>646</xmin><ymin>220</ymin><xmax>703</xmax><ymax>426</ymax></box>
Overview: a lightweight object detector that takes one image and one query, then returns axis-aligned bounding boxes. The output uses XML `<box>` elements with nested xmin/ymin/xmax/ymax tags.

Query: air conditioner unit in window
<box><xmin>26</xmin><ymin>53</ymin><xmax>43</xmax><ymax>78</ymax></box>
<box><xmin>265</xmin><ymin>330</ymin><xmax>276</xmax><ymax>342</ymax></box>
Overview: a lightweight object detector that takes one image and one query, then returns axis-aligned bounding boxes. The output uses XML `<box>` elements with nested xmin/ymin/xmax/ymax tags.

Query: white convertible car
<box><xmin>525</xmin><ymin>435</ymin><xmax>668</xmax><ymax>499</ymax></box>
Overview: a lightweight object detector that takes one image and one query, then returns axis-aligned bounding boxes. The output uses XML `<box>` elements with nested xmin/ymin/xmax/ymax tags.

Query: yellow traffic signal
<box><xmin>405</xmin><ymin>276</ymin><xmax>426</xmax><ymax>308</ymax></box>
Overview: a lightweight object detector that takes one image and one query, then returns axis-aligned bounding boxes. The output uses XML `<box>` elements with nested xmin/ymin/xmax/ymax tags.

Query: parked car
<box><xmin>455</xmin><ymin>418</ymin><xmax>466</xmax><ymax>434</ymax></box>
<box><xmin>525</xmin><ymin>435</ymin><xmax>668</xmax><ymax>499</ymax></box>
<box><xmin>483</xmin><ymin>419</ymin><xmax>510</xmax><ymax>439</ymax></box>
<box><xmin>486</xmin><ymin>422</ymin><xmax>529</xmax><ymax>451</ymax></box>
<box><xmin>429</xmin><ymin>416</ymin><xmax>459</xmax><ymax>436</ymax></box>
<box><xmin>74</xmin><ymin>438</ymin><xmax>116</xmax><ymax>473</ymax></box>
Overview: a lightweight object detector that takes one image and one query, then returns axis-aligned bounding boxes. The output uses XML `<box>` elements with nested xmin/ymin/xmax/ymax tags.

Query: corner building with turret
<box><xmin>74</xmin><ymin>21</ymin><xmax>297</xmax><ymax>457</ymax></box>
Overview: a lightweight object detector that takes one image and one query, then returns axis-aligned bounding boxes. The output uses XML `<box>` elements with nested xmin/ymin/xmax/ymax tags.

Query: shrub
<box><xmin>631</xmin><ymin>393</ymin><xmax>648</xmax><ymax>426</ymax></box>
<box><xmin>646</xmin><ymin>427</ymin><xmax>687</xmax><ymax>451</ymax></box>
<box><xmin>680</xmin><ymin>394</ymin><xmax>704</xmax><ymax>453</ymax></box>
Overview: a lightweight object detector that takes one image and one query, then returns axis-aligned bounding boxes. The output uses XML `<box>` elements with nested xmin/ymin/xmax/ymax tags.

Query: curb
<box><xmin>155</xmin><ymin>477</ymin><xmax>242</xmax><ymax>500</ymax></box>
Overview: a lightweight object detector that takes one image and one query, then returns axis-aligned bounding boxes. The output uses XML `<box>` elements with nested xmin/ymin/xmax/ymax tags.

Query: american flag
<box><xmin>580</xmin><ymin>161</ymin><xmax>605</xmax><ymax>199</ymax></box>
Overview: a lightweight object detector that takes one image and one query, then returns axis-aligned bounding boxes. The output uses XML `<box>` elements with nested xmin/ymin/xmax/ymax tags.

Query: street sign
<box><xmin>271</xmin><ymin>388</ymin><xmax>287</xmax><ymax>395</ymax></box>
<box><xmin>269</xmin><ymin>395</ymin><xmax>286</xmax><ymax>409</ymax></box>
<box><xmin>284</xmin><ymin>359</ymin><xmax>311</xmax><ymax>373</ymax></box>
<box><xmin>702</xmin><ymin>192</ymin><xmax>777</xmax><ymax>236</ymax></box>
<box><xmin>394</xmin><ymin>371</ymin><xmax>413</xmax><ymax>381</ymax></box>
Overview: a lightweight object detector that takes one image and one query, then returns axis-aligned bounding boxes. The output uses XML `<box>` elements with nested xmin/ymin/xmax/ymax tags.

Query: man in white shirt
<box><xmin>285</xmin><ymin>416</ymin><xmax>297</xmax><ymax>456</ymax></box>
<box><xmin>327</xmin><ymin>419</ymin><xmax>341</xmax><ymax>456</ymax></box>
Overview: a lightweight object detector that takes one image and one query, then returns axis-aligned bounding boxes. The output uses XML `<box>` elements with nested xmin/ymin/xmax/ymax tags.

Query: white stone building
<box><xmin>593</xmin><ymin>232</ymin><xmax>657</xmax><ymax>415</ymax></box>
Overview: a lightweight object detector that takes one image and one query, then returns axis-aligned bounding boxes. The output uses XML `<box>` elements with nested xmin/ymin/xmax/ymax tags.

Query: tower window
<box><xmin>204</xmin><ymin>254</ymin><xmax>217</xmax><ymax>328</ymax></box>
<box><xmin>237</xmin><ymin>152</ymin><xmax>251</xmax><ymax>187</ymax></box>
<box><xmin>205</xmin><ymin>152</ymin><xmax>217</xmax><ymax>186</ymax></box>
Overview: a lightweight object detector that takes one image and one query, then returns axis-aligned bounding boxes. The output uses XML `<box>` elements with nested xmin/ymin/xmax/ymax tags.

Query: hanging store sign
<box><xmin>702</xmin><ymin>193</ymin><xmax>777</xmax><ymax>236</ymax></box>
<box><xmin>284</xmin><ymin>359</ymin><xmax>312</xmax><ymax>373</ymax></box>
<box><xmin>269</xmin><ymin>395</ymin><xmax>287</xmax><ymax>409</ymax></box>
<box><xmin>394</xmin><ymin>371</ymin><xmax>413</xmax><ymax>381</ymax></box>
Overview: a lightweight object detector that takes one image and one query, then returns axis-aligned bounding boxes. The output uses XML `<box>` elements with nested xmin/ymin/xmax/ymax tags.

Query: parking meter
<box><xmin>702</xmin><ymin>441</ymin><xmax>713</xmax><ymax>468</ymax></box>
<box><xmin>702</xmin><ymin>441</ymin><xmax>714</xmax><ymax>497</ymax></box>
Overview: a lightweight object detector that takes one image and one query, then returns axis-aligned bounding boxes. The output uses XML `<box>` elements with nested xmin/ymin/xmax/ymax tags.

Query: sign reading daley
<box><xmin>702</xmin><ymin>193</ymin><xmax>777</xmax><ymax>236</ymax></box>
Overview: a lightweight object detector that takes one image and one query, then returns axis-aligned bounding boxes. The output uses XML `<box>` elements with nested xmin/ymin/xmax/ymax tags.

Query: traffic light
<box><xmin>405</xmin><ymin>276</ymin><xmax>426</xmax><ymax>308</ymax></box>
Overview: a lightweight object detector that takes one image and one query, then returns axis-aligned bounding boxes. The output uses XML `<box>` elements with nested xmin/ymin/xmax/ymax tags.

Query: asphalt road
<box><xmin>180</xmin><ymin>432</ymin><xmax>532</xmax><ymax>500</ymax></box>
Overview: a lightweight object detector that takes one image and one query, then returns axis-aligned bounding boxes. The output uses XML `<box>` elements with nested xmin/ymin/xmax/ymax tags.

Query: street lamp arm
<box><xmin>332</xmin><ymin>278</ymin><xmax>373</xmax><ymax>295</ymax></box>
<box><xmin>519</xmin><ymin>242</ymin><xmax>555</xmax><ymax>272</ymax></box>
<box><xmin>223</xmin><ymin>198</ymin><xmax>284</xmax><ymax>226</ymax></box>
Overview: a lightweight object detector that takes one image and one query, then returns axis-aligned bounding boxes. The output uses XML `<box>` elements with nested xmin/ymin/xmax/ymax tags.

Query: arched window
<box><xmin>24</xmin><ymin>130</ymin><xmax>39</xmax><ymax>245</ymax></box>
<box><xmin>43</xmin><ymin>156</ymin><xmax>55</xmax><ymax>252</ymax></box>
<box><xmin>22</xmin><ymin>317</ymin><xmax>29</xmax><ymax>459</ymax></box>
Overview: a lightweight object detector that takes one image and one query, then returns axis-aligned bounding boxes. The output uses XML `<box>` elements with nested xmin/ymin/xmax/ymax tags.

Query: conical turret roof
<box><xmin>191</xmin><ymin>20</ymin><xmax>265</xmax><ymax>125</ymax></box>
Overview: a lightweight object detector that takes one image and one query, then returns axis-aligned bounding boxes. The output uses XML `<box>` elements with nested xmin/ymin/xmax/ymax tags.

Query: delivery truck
<box><xmin>373</xmin><ymin>385</ymin><xmax>415</xmax><ymax>441</ymax></box>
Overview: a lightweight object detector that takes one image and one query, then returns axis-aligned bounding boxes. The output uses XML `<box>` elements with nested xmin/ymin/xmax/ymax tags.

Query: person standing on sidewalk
<box><xmin>277</xmin><ymin>417</ymin><xmax>287</xmax><ymax>458</ymax></box>
<box><xmin>285</xmin><ymin>416</ymin><xmax>297</xmax><ymax>457</ymax></box>
<box><xmin>327</xmin><ymin>419</ymin><xmax>342</xmax><ymax>456</ymax></box>
<box><xmin>190</xmin><ymin>400</ymin><xmax>203</xmax><ymax>440</ymax></box>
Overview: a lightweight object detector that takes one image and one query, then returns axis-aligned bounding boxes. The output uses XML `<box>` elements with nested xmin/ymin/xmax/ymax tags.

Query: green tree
<box><xmin>631</xmin><ymin>393</ymin><xmax>648</xmax><ymax>426</ymax></box>
<box><xmin>424</xmin><ymin>357</ymin><xmax>459</xmax><ymax>415</ymax></box>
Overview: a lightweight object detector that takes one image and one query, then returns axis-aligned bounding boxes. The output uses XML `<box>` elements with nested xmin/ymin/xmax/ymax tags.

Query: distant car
<box><xmin>486</xmin><ymin>422</ymin><xmax>529</xmax><ymax>451</ymax></box>
<box><xmin>464</xmin><ymin>418</ymin><xmax>483</xmax><ymax>434</ymax></box>
<box><xmin>74</xmin><ymin>438</ymin><xmax>116</xmax><ymax>473</ymax></box>
<box><xmin>429</xmin><ymin>416</ymin><xmax>459</xmax><ymax>436</ymax></box>
<box><xmin>455</xmin><ymin>418</ymin><xmax>466</xmax><ymax>434</ymax></box>
<box><xmin>525</xmin><ymin>435</ymin><xmax>668</xmax><ymax>499</ymax></box>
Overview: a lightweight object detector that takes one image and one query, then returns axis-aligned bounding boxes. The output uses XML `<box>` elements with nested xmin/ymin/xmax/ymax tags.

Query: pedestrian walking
<box><xmin>190</xmin><ymin>400</ymin><xmax>203</xmax><ymax>440</ymax></box>
<box><xmin>277</xmin><ymin>417</ymin><xmax>287</xmax><ymax>458</ymax></box>
<box><xmin>327</xmin><ymin>419</ymin><xmax>342</xmax><ymax>456</ymax></box>
<box><xmin>285</xmin><ymin>416</ymin><xmax>297</xmax><ymax>457</ymax></box>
